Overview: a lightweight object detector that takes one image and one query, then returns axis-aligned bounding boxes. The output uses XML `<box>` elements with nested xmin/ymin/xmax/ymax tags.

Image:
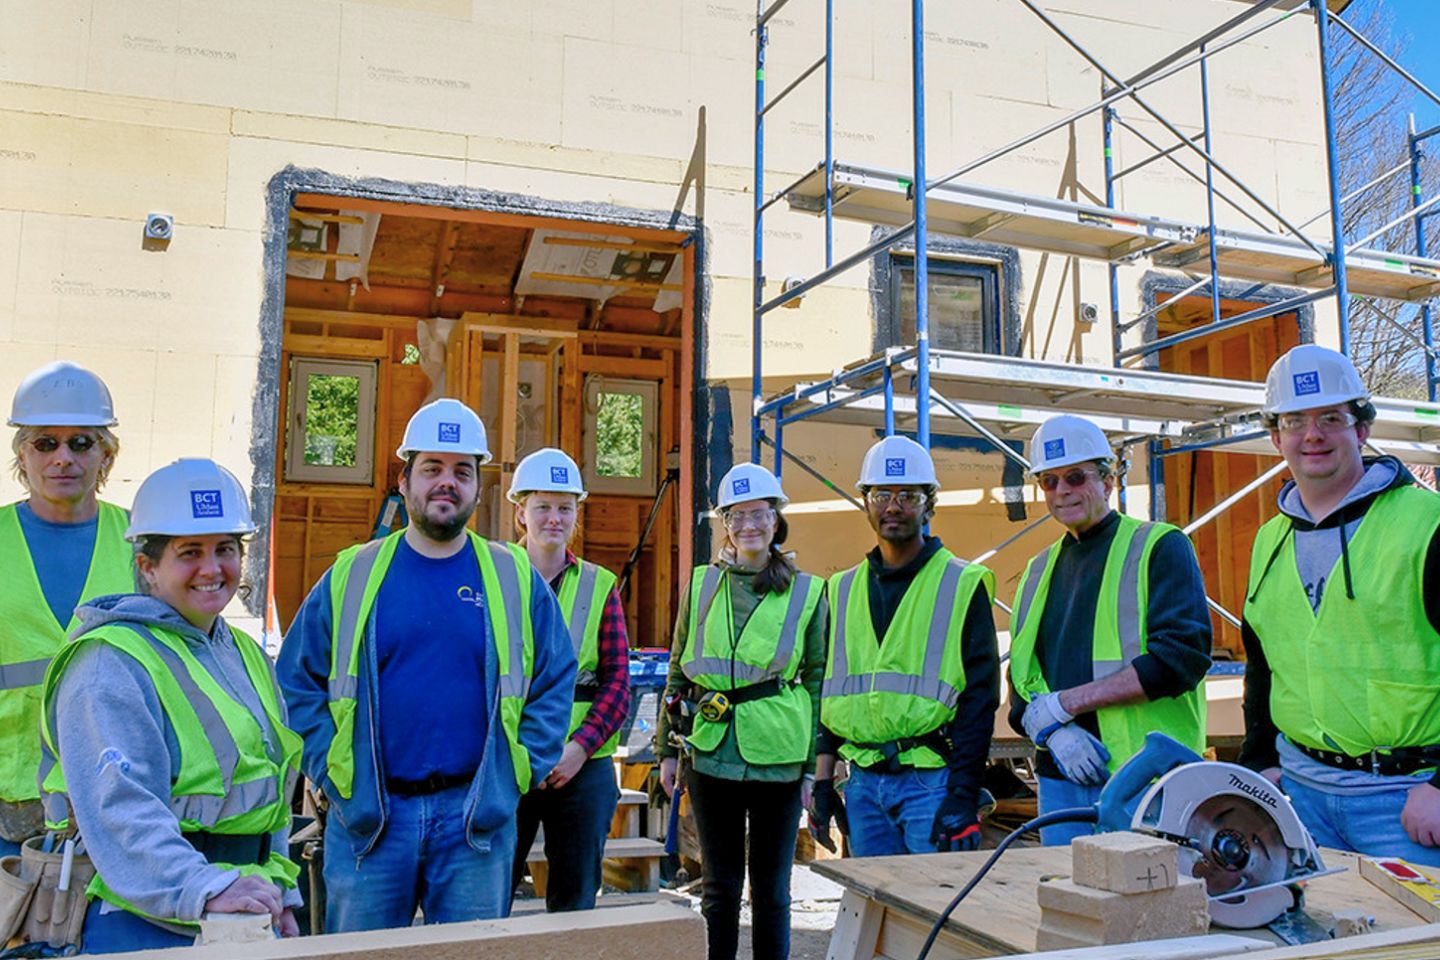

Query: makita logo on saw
<box><xmin>1228</xmin><ymin>772</ymin><xmax>1278</xmax><ymax>808</ymax></box>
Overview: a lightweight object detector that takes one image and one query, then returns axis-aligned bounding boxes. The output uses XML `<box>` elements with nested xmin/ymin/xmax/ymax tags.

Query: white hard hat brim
<box><xmin>8</xmin><ymin>413</ymin><xmax>119</xmax><ymax>427</ymax></box>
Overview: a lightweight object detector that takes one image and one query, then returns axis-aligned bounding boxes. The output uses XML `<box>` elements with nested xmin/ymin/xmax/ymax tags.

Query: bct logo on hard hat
<box><xmin>1044</xmin><ymin>438</ymin><xmax>1065</xmax><ymax>460</ymax></box>
<box><xmin>884</xmin><ymin>457</ymin><xmax>906</xmax><ymax>477</ymax></box>
<box><xmin>733</xmin><ymin>477</ymin><xmax>751</xmax><ymax>495</ymax></box>
<box><xmin>1292</xmin><ymin>371</ymin><xmax>1321</xmax><ymax>396</ymax></box>
<box><xmin>191</xmin><ymin>490</ymin><xmax>223</xmax><ymax>519</ymax></box>
<box><xmin>437</xmin><ymin>422</ymin><xmax>461</xmax><ymax>443</ymax></box>
<box><xmin>550</xmin><ymin>466</ymin><xmax>569</xmax><ymax>484</ymax></box>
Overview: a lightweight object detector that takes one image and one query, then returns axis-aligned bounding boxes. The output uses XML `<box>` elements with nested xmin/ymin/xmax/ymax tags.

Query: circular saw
<box><xmin>1097</xmin><ymin>733</ymin><xmax>1339</xmax><ymax>928</ymax></box>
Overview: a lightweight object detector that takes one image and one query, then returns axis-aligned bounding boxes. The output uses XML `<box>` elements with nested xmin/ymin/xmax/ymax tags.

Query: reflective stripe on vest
<box><xmin>1008</xmin><ymin>514</ymin><xmax>1206</xmax><ymax>769</ymax></box>
<box><xmin>682</xmin><ymin>566</ymin><xmax>815</xmax><ymax>687</ymax></box>
<box><xmin>1243</xmin><ymin>485</ymin><xmax>1440</xmax><ymax>755</ymax></box>
<box><xmin>0</xmin><ymin>501</ymin><xmax>132</xmax><ymax>803</ymax></box>
<box><xmin>557</xmin><ymin>559</ymin><xmax>620</xmax><ymax>757</ymax></box>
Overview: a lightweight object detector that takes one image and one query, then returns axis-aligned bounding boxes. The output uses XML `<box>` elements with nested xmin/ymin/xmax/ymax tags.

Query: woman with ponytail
<box><xmin>655</xmin><ymin>463</ymin><xmax>827</xmax><ymax>960</ymax></box>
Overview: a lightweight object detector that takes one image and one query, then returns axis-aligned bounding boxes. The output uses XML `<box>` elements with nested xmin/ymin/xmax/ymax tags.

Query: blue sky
<box><xmin>1378</xmin><ymin>0</ymin><xmax>1440</xmax><ymax>130</ymax></box>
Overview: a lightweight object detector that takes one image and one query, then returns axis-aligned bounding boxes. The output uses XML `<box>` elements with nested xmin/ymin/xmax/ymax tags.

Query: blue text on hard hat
<box><xmin>1292</xmin><ymin>372</ymin><xmax>1320</xmax><ymax>396</ymax></box>
<box><xmin>438</xmin><ymin>422</ymin><xmax>461</xmax><ymax>443</ymax></box>
<box><xmin>550</xmin><ymin>466</ymin><xmax>569</xmax><ymax>484</ymax></box>
<box><xmin>1043</xmin><ymin>438</ymin><xmax>1065</xmax><ymax>460</ymax></box>
<box><xmin>733</xmin><ymin>478</ymin><xmax>750</xmax><ymax>495</ymax></box>
<box><xmin>191</xmin><ymin>490</ymin><xmax>223</xmax><ymax>519</ymax></box>
<box><xmin>884</xmin><ymin>458</ymin><xmax>905</xmax><ymax>477</ymax></box>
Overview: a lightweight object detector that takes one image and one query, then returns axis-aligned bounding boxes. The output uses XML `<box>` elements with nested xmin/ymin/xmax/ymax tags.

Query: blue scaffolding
<box><xmin>748</xmin><ymin>0</ymin><xmax>1440</xmax><ymax>625</ymax></box>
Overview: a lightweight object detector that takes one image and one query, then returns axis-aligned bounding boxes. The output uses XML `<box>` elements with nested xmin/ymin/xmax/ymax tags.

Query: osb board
<box><xmin>810</xmin><ymin>848</ymin><xmax>1427</xmax><ymax>957</ymax></box>
<box><xmin>98</xmin><ymin>902</ymin><xmax>703</xmax><ymax>959</ymax></box>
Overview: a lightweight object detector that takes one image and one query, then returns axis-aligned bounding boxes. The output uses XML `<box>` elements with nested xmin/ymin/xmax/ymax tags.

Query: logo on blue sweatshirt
<box><xmin>191</xmin><ymin>490</ymin><xmax>223</xmax><ymax>518</ymax></box>
<box><xmin>1292</xmin><ymin>371</ymin><xmax>1321</xmax><ymax>396</ymax></box>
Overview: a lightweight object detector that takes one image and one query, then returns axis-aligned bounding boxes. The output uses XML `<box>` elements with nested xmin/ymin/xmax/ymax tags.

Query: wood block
<box><xmin>1072</xmin><ymin>831</ymin><xmax>1179</xmax><ymax>894</ymax></box>
<box><xmin>197</xmin><ymin>912</ymin><xmax>272</xmax><ymax>945</ymax></box>
<box><xmin>1329</xmin><ymin>909</ymin><xmax>1373</xmax><ymax>938</ymax></box>
<box><xmin>1360</xmin><ymin>857</ymin><xmax>1440</xmax><ymax>922</ymax></box>
<box><xmin>1036</xmin><ymin>875</ymin><xmax>1209</xmax><ymax>950</ymax></box>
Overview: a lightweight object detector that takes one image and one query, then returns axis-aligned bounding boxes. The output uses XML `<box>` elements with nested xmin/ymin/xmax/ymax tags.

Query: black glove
<box><xmin>807</xmin><ymin>780</ymin><xmax>849</xmax><ymax>852</ymax></box>
<box><xmin>930</xmin><ymin>791</ymin><xmax>982</xmax><ymax>852</ymax></box>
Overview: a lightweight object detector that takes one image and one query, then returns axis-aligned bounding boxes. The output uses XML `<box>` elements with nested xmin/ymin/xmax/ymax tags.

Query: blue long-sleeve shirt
<box><xmin>277</xmin><ymin>533</ymin><xmax>575</xmax><ymax>856</ymax></box>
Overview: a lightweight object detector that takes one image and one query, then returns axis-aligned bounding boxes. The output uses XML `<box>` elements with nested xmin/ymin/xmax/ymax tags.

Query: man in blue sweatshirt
<box><xmin>1240</xmin><ymin>345</ymin><xmax>1440</xmax><ymax>864</ymax></box>
<box><xmin>1009</xmin><ymin>415</ymin><xmax>1211</xmax><ymax>846</ymax></box>
<box><xmin>278</xmin><ymin>399</ymin><xmax>576</xmax><ymax>931</ymax></box>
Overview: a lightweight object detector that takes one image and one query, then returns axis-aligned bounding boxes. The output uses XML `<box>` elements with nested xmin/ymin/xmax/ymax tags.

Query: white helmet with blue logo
<box><xmin>126</xmin><ymin>458</ymin><xmax>257</xmax><ymax>540</ymax></box>
<box><xmin>857</xmin><ymin>435</ymin><xmax>938</xmax><ymax>491</ymax></box>
<box><xmin>396</xmin><ymin>398</ymin><xmax>492</xmax><ymax>463</ymax></box>
<box><xmin>716</xmin><ymin>462</ymin><xmax>788</xmax><ymax>510</ymax></box>
<box><xmin>508</xmin><ymin>447</ymin><xmax>587</xmax><ymax>502</ymax></box>
<box><xmin>1263</xmin><ymin>344</ymin><xmax>1368</xmax><ymax>417</ymax></box>
<box><xmin>1028</xmin><ymin>415</ymin><xmax>1113</xmax><ymax>475</ymax></box>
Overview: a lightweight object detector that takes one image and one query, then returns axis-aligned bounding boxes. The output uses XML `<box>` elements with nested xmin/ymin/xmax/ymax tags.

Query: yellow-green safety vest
<box><xmin>821</xmin><ymin>550</ymin><xmax>994</xmax><ymax>770</ymax></box>
<box><xmin>680</xmin><ymin>565</ymin><xmax>824</xmax><ymax>766</ymax></box>
<box><xmin>1243</xmin><ymin>485</ymin><xmax>1440</xmax><ymax>757</ymax></box>
<box><xmin>1009</xmin><ymin>515</ymin><xmax>1206</xmax><ymax>772</ymax></box>
<box><xmin>0</xmin><ymin>501</ymin><xmax>131</xmax><ymax>804</ymax></box>
<box><xmin>325</xmin><ymin>530</ymin><xmax>537</xmax><ymax>796</ymax></box>
<box><xmin>40</xmin><ymin>622</ymin><xmax>302</xmax><ymax>927</ymax></box>
<box><xmin>557</xmin><ymin>559</ymin><xmax>621</xmax><ymax>759</ymax></box>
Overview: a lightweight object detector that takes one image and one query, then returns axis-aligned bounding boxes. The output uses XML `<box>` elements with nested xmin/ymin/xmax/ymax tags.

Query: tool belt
<box><xmin>385</xmin><ymin>770</ymin><xmax>475</xmax><ymax>797</ymax></box>
<box><xmin>574</xmin><ymin>683</ymin><xmax>599</xmax><ymax>703</ymax></box>
<box><xmin>1292</xmin><ymin>740</ymin><xmax>1440</xmax><ymax>777</ymax></box>
<box><xmin>850</xmin><ymin>729</ymin><xmax>951</xmax><ymax>775</ymax></box>
<box><xmin>181</xmin><ymin>831</ymin><xmax>272</xmax><ymax>867</ymax></box>
<box><xmin>0</xmin><ymin>836</ymin><xmax>96</xmax><ymax>951</ymax></box>
<box><xmin>688</xmin><ymin>678</ymin><xmax>787</xmax><ymax>724</ymax></box>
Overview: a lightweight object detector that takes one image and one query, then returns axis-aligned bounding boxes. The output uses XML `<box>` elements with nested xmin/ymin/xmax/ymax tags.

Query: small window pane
<box><xmin>898</xmin><ymin>268</ymin><xmax>988</xmax><ymax>352</ymax></box>
<box><xmin>304</xmin><ymin>374</ymin><xmax>360</xmax><ymax>467</ymax></box>
<box><xmin>595</xmin><ymin>392</ymin><xmax>644</xmax><ymax>478</ymax></box>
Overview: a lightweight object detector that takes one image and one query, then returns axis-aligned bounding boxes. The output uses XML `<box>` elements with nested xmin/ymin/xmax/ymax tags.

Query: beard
<box><xmin>407</xmin><ymin>491</ymin><xmax>479</xmax><ymax>542</ymax></box>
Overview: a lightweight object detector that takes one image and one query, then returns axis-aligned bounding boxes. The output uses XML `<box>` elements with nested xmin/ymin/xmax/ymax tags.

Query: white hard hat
<box><xmin>126</xmin><ymin>458</ymin><xmax>257</xmax><ymax>541</ymax></box>
<box><xmin>1263</xmin><ymin>344</ymin><xmax>1369</xmax><ymax>417</ymax></box>
<box><xmin>856</xmin><ymin>435</ymin><xmax>938</xmax><ymax>491</ymax></box>
<box><xmin>396</xmin><ymin>398</ymin><xmax>492</xmax><ymax>463</ymax></box>
<box><xmin>9</xmin><ymin>361</ymin><xmax>118</xmax><ymax>427</ymax></box>
<box><xmin>1028</xmin><ymin>415</ymin><xmax>1114</xmax><ymax>475</ymax></box>
<box><xmin>508</xmin><ymin>448</ymin><xmax>587</xmax><ymax>502</ymax></box>
<box><xmin>716</xmin><ymin>462</ymin><xmax>789</xmax><ymax>510</ymax></box>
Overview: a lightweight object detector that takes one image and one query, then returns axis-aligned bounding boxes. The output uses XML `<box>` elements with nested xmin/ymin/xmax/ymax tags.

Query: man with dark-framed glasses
<box><xmin>2</xmin><ymin>361</ymin><xmax>132</xmax><ymax>853</ymax></box>
<box><xmin>810</xmin><ymin>434</ymin><xmax>1000</xmax><ymax>857</ymax></box>
<box><xmin>1008</xmin><ymin>414</ymin><xmax>1211</xmax><ymax>846</ymax></box>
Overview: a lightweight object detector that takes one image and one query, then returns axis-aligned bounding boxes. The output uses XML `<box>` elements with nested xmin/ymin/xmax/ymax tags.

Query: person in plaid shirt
<box><xmin>508</xmin><ymin>448</ymin><xmax>631</xmax><ymax>912</ymax></box>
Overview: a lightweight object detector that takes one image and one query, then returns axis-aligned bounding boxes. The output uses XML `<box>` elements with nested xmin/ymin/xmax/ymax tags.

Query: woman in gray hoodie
<box><xmin>39</xmin><ymin>459</ymin><xmax>304</xmax><ymax>954</ymax></box>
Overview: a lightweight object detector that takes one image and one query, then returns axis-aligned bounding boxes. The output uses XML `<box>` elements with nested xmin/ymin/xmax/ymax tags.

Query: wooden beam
<box><xmin>498</xmin><ymin>333</ymin><xmax>521</xmax><ymax>542</ymax></box>
<box><xmin>282</xmin><ymin>334</ymin><xmax>388</xmax><ymax>359</ymax></box>
<box><xmin>543</xmin><ymin>236</ymin><xmax>685</xmax><ymax>255</ymax></box>
<box><xmin>459</xmin><ymin>311</ymin><xmax>578</xmax><ymax>339</ymax></box>
<box><xmin>293</xmin><ymin>193</ymin><xmax>690</xmax><ymax>244</ymax></box>
<box><xmin>287</xmin><ymin>250</ymin><xmax>361</xmax><ymax>263</ymax></box>
<box><xmin>577</xmin><ymin>330</ymin><xmax>680</xmax><ymax>350</ymax></box>
<box><xmin>529</xmin><ymin>271</ymin><xmax>682</xmax><ymax>293</ymax></box>
<box><xmin>578</xmin><ymin>355</ymin><xmax>667</xmax><ymax>379</ymax></box>
<box><xmin>429</xmin><ymin>220</ymin><xmax>460</xmax><ymax>316</ymax></box>
<box><xmin>289</xmin><ymin>211</ymin><xmax>365</xmax><ymax>225</ymax></box>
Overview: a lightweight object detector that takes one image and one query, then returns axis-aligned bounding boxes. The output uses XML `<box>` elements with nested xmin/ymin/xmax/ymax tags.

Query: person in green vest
<box><xmin>1</xmin><ymin>361</ymin><xmax>132</xmax><ymax>856</ymax></box>
<box><xmin>1008</xmin><ymin>415</ymin><xmax>1211</xmax><ymax>846</ymax></box>
<box><xmin>277</xmin><ymin>399</ymin><xmax>575</xmax><ymax>931</ymax></box>
<box><xmin>41</xmin><ymin>458</ymin><xmax>304</xmax><ymax>954</ymax></box>
<box><xmin>810</xmin><ymin>435</ymin><xmax>1000</xmax><ymax>858</ymax></box>
<box><xmin>1240</xmin><ymin>345</ymin><xmax>1440</xmax><ymax>864</ymax></box>
<box><xmin>656</xmin><ymin>462</ymin><xmax>826</xmax><ymax>960</ymax></box>
<box><xmin>506</xmin><ymin>447</ymin><xmax>630</xmax><ymax>913</ymax></box>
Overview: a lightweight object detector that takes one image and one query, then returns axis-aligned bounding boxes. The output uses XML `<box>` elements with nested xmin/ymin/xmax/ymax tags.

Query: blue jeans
<box><xmin>80</xmin><ymin>900</ymin><xmax>194</xmax><ymax>954</ymax></box>
<box><xmin>844</xmin><ymin>766</ymin><xmax>947</xmax><ymax>857</ymax></box>
<box><xmin>1036</xmin><ymin>776</ymin><xmax>1102</xmax><ymax>847</ymax></box>
<box><xmin>1280</xmin><ymin>774</ymin><xmax>1440</xmax><ymax>867</ymax></box>
<box><xmin>0</xmin><ymin>837</ymin><xmax>19</xmax><ymax>857</ymax></box>
<box><xmin>324</xmin><ymin>783</ymin><xmax>515</xmax><ymax>932</ymax></box>
<box><xmin>512</xmin><ymin>755</ymin><xmax>619</xmax><ymax>912</ymax></box>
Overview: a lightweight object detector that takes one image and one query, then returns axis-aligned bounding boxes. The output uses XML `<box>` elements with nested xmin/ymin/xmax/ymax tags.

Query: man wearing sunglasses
<box><xmin>1</xmin><ymin>361</ymin><xmax>131</xmax><ymax>853</ymax></box>
<box><xmin>811</xmin><ymin>435</ymin><xmax>1000</xmax><ymax>857</ymax></box>
<box><xmin>1240</xmin><ymin>344</ymin><xmax>1440</xmax><ymax>864</ymax></box>
<box><xmin>1009</xmin><ymin>414</ymin><xmax>1211</xmax><ymax>846</ymax></box>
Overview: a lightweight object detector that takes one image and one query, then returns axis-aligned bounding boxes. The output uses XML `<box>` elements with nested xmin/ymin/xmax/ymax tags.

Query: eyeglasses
<box><xmin>723</xmin><ymin>507</ymin><xmax>775</xmax><ymax>530</ymax></box>
<box><xmin>1038</xmin><ymin>468</ymin><xmax>1101</xmax><ymax>492</ymax></box>
<box><xmin>865</xmin><ymin>489</ymin><xmax>928</xmax><ymax>509</ymax></box>
<box><xmin>1275</xmin><ymin>410</ymin><xmax>1358</xmax><ymax>436</ymax></box>
<box><xmin>30</xmin><ymin>435</ymin><xmax>98</xmax><ymax>455</ymax></box>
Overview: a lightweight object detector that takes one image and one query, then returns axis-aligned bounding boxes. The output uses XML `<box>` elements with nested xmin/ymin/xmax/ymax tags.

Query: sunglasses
<box><xmin>1038</xmin><ymin>468</ymin><xmax>1100</xmax><ymax>492</ymax></box>
<box><xmin>865</xmin><ymin>489</ymin><xmax>928</xmax><ymax>509</ymax></box>
<box><xmin>30</xmin><ymin>435</ymin><xmax>98</xmax><ymax>455</ymax></box>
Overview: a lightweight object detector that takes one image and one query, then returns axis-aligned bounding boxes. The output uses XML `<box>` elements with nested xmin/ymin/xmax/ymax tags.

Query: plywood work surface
<box><xmin>811</xmin><ymin>848</ymin><xmax>1426</xmax><ymax>959</ymax></box>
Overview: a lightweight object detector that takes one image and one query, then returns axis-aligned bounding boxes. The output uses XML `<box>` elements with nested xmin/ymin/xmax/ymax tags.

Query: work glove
<box><xmin>1021</xmin><ymin>691</ymin><xmax>1075</xmax><ymax>747</ymax></box>
<box><xmin>807</xmin><ymin>779</ymin><xmax>849</xmax><ymax>852</ymax></box>
<box><xmin>930</xmin><ymin>790</ymin><xmax>987</xmax><ymax>852</ymax></box>
<box><xmin>1046</xmin><ymin>723</ymin><xmax>1112</xmax><ymax>787</ymax></box>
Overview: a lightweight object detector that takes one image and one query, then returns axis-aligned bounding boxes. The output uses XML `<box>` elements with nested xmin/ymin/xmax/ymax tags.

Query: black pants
<box><xmin>512</xmin><ymin>755</ymin><xmax>620</xmax><ymax>911</ymax></box>
<box><xmin>685</xmin><ymin>768</ymin><xmax>802</xmax><ymax>960</ymax></box>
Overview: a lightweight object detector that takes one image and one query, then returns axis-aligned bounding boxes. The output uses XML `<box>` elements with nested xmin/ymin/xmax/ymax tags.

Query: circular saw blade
<box><xmin>1184</xmin><ymin>794</ymin><xmax>1290</xmax><ymax>896</ymax></box>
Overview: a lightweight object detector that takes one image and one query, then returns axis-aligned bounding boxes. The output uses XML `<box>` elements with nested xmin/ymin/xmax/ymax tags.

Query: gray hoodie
<box><xmin>49</xmin><ymin>594</ymin><xmax>301</xmax><ymax>924</ymax></box>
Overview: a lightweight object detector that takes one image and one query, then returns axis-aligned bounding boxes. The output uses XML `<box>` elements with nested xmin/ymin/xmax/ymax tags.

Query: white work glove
<box><xmin>1046</xmin><ymin>723</ymin><xmax>1111</xmax><ymax>786</ymax></box>
<box><xmin>1021</xmin><ymin>691</ymin><xmax>1075</xmax><ymax>746</ymax></box>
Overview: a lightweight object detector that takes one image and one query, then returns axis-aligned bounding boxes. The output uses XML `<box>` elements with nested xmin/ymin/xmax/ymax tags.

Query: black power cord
<box><xmin>914</xmin><ymin>806</ymin><xmax>1100</xmax><ymax>960</ymax></box>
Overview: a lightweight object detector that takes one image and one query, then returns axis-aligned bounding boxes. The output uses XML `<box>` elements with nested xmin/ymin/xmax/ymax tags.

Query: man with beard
<box><xmin>808</xmin><ymin>435</ymin><xmax>1000</xmax><ymax>856</ymax></box>
<box><xmin>279</xmin><ymin>399</ymin><xmax>575</xmax><ymax>930</ymax></box>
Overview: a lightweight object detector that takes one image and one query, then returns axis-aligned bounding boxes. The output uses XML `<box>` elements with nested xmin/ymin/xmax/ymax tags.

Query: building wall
<box><xmin>0</xmin><ymin>0</ymin><xmax>1340</xmax><ymax>623</ymax></box>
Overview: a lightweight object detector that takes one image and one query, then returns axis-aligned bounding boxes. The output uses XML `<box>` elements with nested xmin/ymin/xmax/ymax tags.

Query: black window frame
<box><xmin>882</xmin><ymin>255</ymin><xmax>1002</xmax><ymax>355</ymax></box>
